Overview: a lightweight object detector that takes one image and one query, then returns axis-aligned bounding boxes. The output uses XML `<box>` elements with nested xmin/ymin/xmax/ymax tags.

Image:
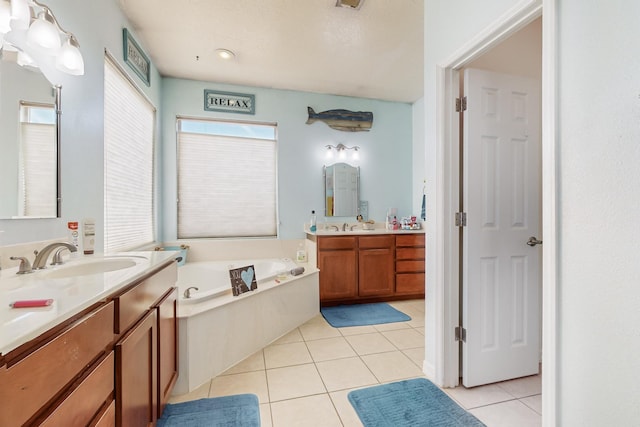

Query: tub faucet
<box><xmin>32</xmin><ymin>242</ymin><xmax>78</xmax><ymax>270</ymax></box>
<box><xmin>184</xmin><ymin>286</ymin><xmax>199</xmax><ymax>299</ymax></box>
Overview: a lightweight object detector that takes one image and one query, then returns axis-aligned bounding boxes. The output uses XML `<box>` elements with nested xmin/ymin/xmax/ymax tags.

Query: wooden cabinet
<box><xmin>358</xmin><ymin>236</ymin><xmax>395</xmax><ymax>297</ymax></box>
<box><xmin>0</xmin><ymin>302</ymin><xmax>115</xmax><ymax>427</ymax></box>
<box><xmin>0</xmin><ymin>258</ymin><xmax>178</xmax><ymax>427</ymax></box>
<box><xmin>114</xmin><ymin>261</ymin><xmax>178</xmax><ymax>427</ymax></box>
<box><xmin>396</xmin><ymin>234</ymin><xmax>426</xmax><ymax>295</ymax></box>
<box><xmin>318</xmin><ymin>236</ymin><xmax>358</xmax><ymax>301</ymax></box>
<box><xmin>317</xmin><ymin>233</ymin><xmax>425</xmax><ymax>305</ymax></box>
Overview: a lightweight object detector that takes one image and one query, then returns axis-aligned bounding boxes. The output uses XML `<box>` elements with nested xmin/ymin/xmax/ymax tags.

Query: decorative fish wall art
<box><xmin>306</xmin><ymin>107</ymin><xmax>373</xmax><ymax>132</ymax></box>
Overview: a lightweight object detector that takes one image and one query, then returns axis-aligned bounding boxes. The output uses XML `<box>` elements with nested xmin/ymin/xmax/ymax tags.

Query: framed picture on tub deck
<box><xmin>228</xmin><ymin>265</ymin><xmax>258</xmax><ymax>296</ymax></box>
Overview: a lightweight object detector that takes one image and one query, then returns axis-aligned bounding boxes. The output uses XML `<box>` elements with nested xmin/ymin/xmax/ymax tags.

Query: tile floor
<box><xmin>169</xmin><ymin>299</ymin><xmax>541</xmax><ymax>426</ymax></box>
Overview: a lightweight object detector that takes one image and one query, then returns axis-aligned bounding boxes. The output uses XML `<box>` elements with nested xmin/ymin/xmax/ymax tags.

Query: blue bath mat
<box><xmin>157</xmin><ymin>394</ymin><xmax>260</xmax><ymax>427</ymax></box>
<box><xmin>348</xmin><ymin>378</ymin><xmax>486</xmax><ymax>427</ymax></box>
<box><xmin>321</xmin><ymin>303</ymin><xmax>411</xmax><ymax>327</ymax></box>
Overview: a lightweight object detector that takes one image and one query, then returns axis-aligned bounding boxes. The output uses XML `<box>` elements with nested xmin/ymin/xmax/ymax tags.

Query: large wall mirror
<box><xmin>323</xmin><ymin>162</ymin><xmax>360</xmax><ymax>217</ymax></box>
<box><xmin>0</xmin><ymin>51</ymin><xmax>60</xmax><ymax>219</ymax></box>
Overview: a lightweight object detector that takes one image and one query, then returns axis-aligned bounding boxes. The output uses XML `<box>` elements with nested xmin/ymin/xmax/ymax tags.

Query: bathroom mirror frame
<box><xmin>323</xmin><ymin>162</ymin><xmax>360</xmax><ymax>217</ymax></box>
<box><xmin>0</xmin><ymin>57</ymin><xmax>61</xmax><ymax>219</ymax></box>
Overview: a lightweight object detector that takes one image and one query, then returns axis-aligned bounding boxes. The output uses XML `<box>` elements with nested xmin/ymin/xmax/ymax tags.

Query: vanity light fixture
<box><xmin>325</xmin><ymin>143</ymin><xmax>360</xmax><ymax>161</ymax></box>
<box><xmin>1</xmin><ymin>0</ymin><xmax>85</xmax><ymax>78</ymax></box>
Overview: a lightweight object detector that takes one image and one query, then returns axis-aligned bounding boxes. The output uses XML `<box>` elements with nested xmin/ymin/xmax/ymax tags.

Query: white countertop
<box><xmin>0</xmin><ymin>251</ymin><xmax>177</xmax><ymax>356</ymax></box>
<box><xmin>304</xmin><ymin>224</ymin><xmax>425</xmax><ymax>236</ymax></box>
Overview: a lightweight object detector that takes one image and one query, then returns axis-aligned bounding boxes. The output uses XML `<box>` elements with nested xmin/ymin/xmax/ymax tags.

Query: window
<box><xmin>177</xmin><ymin>118</ymin><xmax>277</xmax><ymax>238</ymax></box>
<box><xmin>18</xmin><ymin>102</ymin><xmax>56</xmax><ymax>217</ymax></box>
<box><xmin>104</xmin><ymin>56</ymin><xmax>155</xmax><ymax>252</ymax></box>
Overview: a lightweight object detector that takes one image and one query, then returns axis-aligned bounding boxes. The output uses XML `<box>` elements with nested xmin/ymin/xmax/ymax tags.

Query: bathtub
<box><xmin>177</xmin><ymin>257</ymin><xmax>298</xmax><ymax>304</ymax></box>
<box><xmin>172</xmin><ymin>257</ymin><xmax>319</xmax><ymax>395</ymax></box>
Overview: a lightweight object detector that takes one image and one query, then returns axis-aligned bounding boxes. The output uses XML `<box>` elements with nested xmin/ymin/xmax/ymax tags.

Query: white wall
<box><xmin>0</xmin><ymin>0</ymin><xmax>162</xmax><ymax>248</ymax></box>
<box><xmin>425</xmin><ymin>0</ymin><xmax>640</xmax><ymax>424</ymax></box>
<box><xmin>161</xmin><ymin>78</ymin><xmax>414</xmax><ymax>240</ymax></box>
<box><xmin>557</xmin><ymin>0</ymin><xmax>640</xmax><ymax>424</ymax></box>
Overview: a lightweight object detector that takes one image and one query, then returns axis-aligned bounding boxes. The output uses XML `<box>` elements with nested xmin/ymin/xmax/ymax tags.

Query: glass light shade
<box><xmin>27</xmin><ymin>11</ymin><xmax>60</xmax><ymax>51</ymax></box>
<box><xmin>56</xmin><ymin>37</ymin><xmax>84</xmax><ymax>75</ymax></box>
<box><xmin>352</xmin><ymin>148</ymin><xmax>360</xmax><ymax>161</ymax></box>
<box><xmin>16</xmin><ymin>49</ymin><xmax>36</xmax><ymax>67</ymax></box>
<box><xmin>338</xmin><ymin>148</ymin><xmax>347</xmax><ymax>160</ymax></box>
<box><xmin>0</xmin><ymin>1</ymin><xmax>11</xmax><ymax>34</ymax></box>
<box><xmin>9</xmin><ymin>0</ymin><xmax>30</xmax><ymax>30</ymax></box>
<box><xmin>325</xmin><ymin>146</ymin><xmax>334</xmax><ymax>159</ymax></box>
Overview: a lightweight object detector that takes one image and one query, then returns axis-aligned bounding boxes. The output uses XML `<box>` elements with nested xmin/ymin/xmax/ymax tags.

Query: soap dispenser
<box><xmin>310</xmin><ymin>210</ymin><xmax>317</xmax><ymax>232</ymax></box>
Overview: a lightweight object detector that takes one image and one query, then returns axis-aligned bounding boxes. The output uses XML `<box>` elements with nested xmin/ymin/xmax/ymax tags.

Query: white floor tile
<box><xmin>444</xmin><ymin>383</ymin><xmax>514</xmax><ymax>410</ymax></box>
<box><xmin>168</xmin><ymin>380</ymin><xmax>210</xmax><ymax>404</ymax></box>
<box><xmin>266</xmin><ymin>364</ymin><xmax>326</xmax><ymax>402</ymax></box>
<box><xmin>402</xmin><ymin>347</ymin><xmax>425</xmax><ymax>368</ymax></box>
<box><xmin>381</xmin><ymin>328</ymin><xmax>425</xmax><ymax>349</ymax></box>
<box><xmin>209</xmin><ymin>370</ymin><xmax>269</xmax><ymax>403</ymax></box>
<box><xmin>306</xmin><ymin>336</ymin><xmax>357</xmax><ymax>362</ymax></box>
<box><xmin>338</xmin><ymin>325</ymin><xmax>379</xmax><ymax>336</ymax></box>
<box><xmin>264</xmin><ymin>341</ymin><xmax>313</xmax><ymax>369</ymax></box>
<box><xmin>315</xmin><ymin>357</ymin><xmax>379</xmax><ymax>392</ymax></box>
<box><xmin>260</xmin><ymin>403</ymin><xmax>273</xmax><ymax>427</ymax></box>
<box><xmin>469</xmin><ymin>399</ymin><xmax>541</xmax><ymax>427</ymax></box>
<box><xmin>345</xmin><ymin>332</ymin><xmax>396</xmax><ymax>355</ymax></box>
<box><xmin>270</xmin><ymin>394</ymin><xmax>343</xmax><ymax>427</ymax></box>
<box><xmin>520</xmin><ymin>394</ymin><xmax>542</xmax><ymax>415</ymax></box>
<box><xmin>299</xmin><ymin>318</ymin><xmax>342</xmax><ymax>340</ymax></box>
<box><xmin>360</xmin><ymin>351</ymin><xmax>424</xmax><ymax>383</ymax></box>
<box><xmin>373</xmin><ymin>321</ymin><xmax>411</xmax><ymax>332</ymax></box>
<box><xmin>496</xmin><ymin>374</ymin><xmax>542</xmax><ymax>398</ymax></box>
<box><xmin>222</xmin><ymin>350</ymin><xmax>265</xmax><ymax>375</ymax></box>
<box><xmin>329</xmin><ymin>389</ymin><xmax>365</xmax><ymax>427</ymax></box>
<box><xmin>272</xmin><ymin>327</ymin><xmax>304</xmax><ymax>345</ymax></box>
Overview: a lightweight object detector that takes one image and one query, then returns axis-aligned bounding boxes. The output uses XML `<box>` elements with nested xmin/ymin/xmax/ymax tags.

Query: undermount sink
<box><xmin>43</xmin><ymin>258</ymin><xmax>139</xmax><ymax>279</ymax></box>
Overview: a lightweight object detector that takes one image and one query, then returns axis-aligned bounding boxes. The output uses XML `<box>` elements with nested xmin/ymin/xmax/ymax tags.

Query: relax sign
<box><xmin>204</xmin><ymin>90</ymin><xmax>255</xmax><ymax>114</ymax></box>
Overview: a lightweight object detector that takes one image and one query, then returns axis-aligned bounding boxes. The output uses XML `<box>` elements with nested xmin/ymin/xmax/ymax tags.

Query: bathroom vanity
<box><xmin>306</xmin><ymin>227</ymin><xmax>425</xmax><ymax>305</ymax></box>
<box><xmin>0</xmin><ymin>251</ymin><xmax>178</xmax><ymax>427</ymax></box>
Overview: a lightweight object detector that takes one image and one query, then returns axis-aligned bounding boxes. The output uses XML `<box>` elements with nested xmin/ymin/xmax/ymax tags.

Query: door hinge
<box><xmin>455</xmin><ymin>326</ymin><xmax>467</xmax><ymax>342</ymax></box>
<box><xmin>455</xmin><ymin>96</ymin><xmax>467</xmax><ymax>112</ymax></box>
<box><xmin>455</xmin><ymin>212</ymin><xmax>467</xmax><ymax>227</ymax></box>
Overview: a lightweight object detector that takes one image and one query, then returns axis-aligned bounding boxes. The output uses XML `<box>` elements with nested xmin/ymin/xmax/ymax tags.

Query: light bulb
<box><xmin>325</xmin><ymin>145</ymin><xmax>334</xmax><ymax>159</ymax></box>
<box><xmin>10</xmin><ymin>0</ymin><xmax>30</xmax><ymax>31</ymax></box>
<box><xmin>338</xmin><ymin>148</ymin><xmax>347</xmax><ymax>160</ymax></box>
<box><xmin>352</xmin><ymin>148</ymin><xmax>359</xmax><ymax>161</ymax></box>
<box><xmin>27</xmin><ymin>10</ymin><xmax>60</xmax><ymax>51</ymax></box>
<box><xmin>56</xmin><ymin>37</ymin><xmax>84</xmax><ymax>75</ymax></box>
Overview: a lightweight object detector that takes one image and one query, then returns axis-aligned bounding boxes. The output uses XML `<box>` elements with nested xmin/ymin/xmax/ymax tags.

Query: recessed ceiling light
<box><xmin>335</xmin><ymin>0</ymin><xmax>364</xmax><ymax>10</ymax></box>
<box><xmin>215</xmin><ymin>48</ymin><xmax>235</xmax><ymax>60</ymax></box>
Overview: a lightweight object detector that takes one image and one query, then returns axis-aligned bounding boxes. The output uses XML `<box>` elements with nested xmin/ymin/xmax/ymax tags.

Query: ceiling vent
<box><xmin>335</xmin><ymin>0</ymin><xmax>364</xmax><ymax>10</ymax></box>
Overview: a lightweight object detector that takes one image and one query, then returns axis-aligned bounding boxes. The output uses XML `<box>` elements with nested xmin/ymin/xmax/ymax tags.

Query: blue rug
<box><xmin>321</xmin><ymin>303</ymin><xmax>411</xmax><ymax>327</ymax></box>
<box><xmin>348</xmin><ymin>378</ymin><xmax>486</xmax><ymax>427</ymax></box>
<box><xmin>157</xmin><ymin>394</ymin><xmax>260</xmax><ymax>427</ymax></box>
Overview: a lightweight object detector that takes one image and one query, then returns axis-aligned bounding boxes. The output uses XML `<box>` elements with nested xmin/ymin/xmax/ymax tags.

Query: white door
<box><xmin>462</xmin><ymin>68</ymin><xmax>541</xmax><ymax>387</ymax></box>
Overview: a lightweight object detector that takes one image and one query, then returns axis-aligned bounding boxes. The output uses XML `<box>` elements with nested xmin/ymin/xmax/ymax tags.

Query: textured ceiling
<box><xmin>117</xmin><ymin>0</ymin><xmax>424</xmax><ymax>103</ymax></box>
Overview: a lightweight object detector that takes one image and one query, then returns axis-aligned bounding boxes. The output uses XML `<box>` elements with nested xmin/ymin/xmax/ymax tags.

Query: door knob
<box><xmin>526</xmin><ymin>236</ymin><xmax>542</xmax><ymax>247</ymax></box>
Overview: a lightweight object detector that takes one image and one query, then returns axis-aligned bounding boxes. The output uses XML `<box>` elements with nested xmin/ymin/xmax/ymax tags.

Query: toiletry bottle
<box><xmin>310</xmin><ymin>210</ymin><xmax>317</xmax><ymax>232</ymax></box>
<box><xmin>83</xmin><ymin>218</ymin><xmax>95</xmax><ymax>255</ymax></box>
<box><xmin>296</xmin><ymin>243</ymin><xmax>307</xmax><ymax>263</ymax></box>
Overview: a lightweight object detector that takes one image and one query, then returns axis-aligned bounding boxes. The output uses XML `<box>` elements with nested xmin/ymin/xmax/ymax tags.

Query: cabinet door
<box><xmin>157</xmin><ymin>288</ymin><xmax>178</xmax><ymax>419</ymax></box>
<box><xmin>359</xmin><ymin>248</ymin><xmax>395</xmax><ymax>297</ymax></box>
<box><xmin>318</xmin><ymin>249</ymin><xmax>357</xmax><ymax>301</ymax></box>
<box><xmin>116</xmin><ymin>310</ymin><xmax>156</xmax><ymax>427</ymax></box>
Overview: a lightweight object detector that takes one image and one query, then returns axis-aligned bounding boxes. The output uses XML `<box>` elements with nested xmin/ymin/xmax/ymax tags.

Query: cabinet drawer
<box><xmin>318</xmin><ymin>236</ymin><xmax>357</xmax><ymax>250</ymax></box>
<box><xmin>396</xmin><ymin>234</ymin><xmax>425</xmax><ymax>247</ymax></box>
<box><xmin>116</xmin><ymin>261</ymin><xmax>177</xmax><ymax>334</ymax></box>
<box><xmin>396</xmin><ymin>260</ymin><xmax>425</xmax><ymax>273</ymax></box>
<box><xmin>93</xmin><ymin>400</ymin><xmax>116</xmax><ymax>427</ymax></box>
<box><xmin>396</xmin><ymin>273</ymin><xmax>425</xmax><ymax>294</ymax></box>
<box><xmin>396</xmin><ymin>247</ymin><xmax>425</xmax><ymax>260</ymax></box>
<box><xmin>40</xmin><ymin>351</ymin><xmax>114</xmax><ymax>427</ymax></box>
<box><xmin>0</xmin><ymin>302</ymin><xmax>114</xmax><ymax>427</ymax></box>
<box><xmin>359</xmin><ymin>235</ymin><xmax>394</xmax><ymax>249</ymax></box>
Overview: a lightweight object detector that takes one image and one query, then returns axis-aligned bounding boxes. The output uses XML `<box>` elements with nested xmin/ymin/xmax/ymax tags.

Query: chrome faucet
<box><xmin>184</xmin><ymin>286</ymin><xmax>199</xmax><ymax>299</ymax></box>
<box><xmin>342</xmin><ymin>223</ymin><xmax>348</xmax><ymax>231</ymax></box>
<box><xmin>349</xmin><ymin>224</ymin><xmax>360</xmax><ymax>231</ymax></box>
<box><xmin>32</xmin><ymin>242</ymin><xmax>78</xmax><ymax>270</ymax></box>
<box><xmin>327</xmin><ymin>224</ymin><xmax>339</xmax><ymax>231</ymax></box>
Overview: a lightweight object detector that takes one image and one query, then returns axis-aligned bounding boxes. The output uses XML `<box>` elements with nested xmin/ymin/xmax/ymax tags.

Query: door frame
<box><xmin>432</xmin><ymin>0</ymin><xmax>557</xmax><ymax>424</ymax></box>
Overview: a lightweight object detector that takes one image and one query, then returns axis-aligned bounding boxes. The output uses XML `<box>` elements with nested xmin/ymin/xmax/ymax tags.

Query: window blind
<box><xmin>103</xmin><ymin>57</ymin><xmax>155</xmax><ymax>252</ymax></box>
<box><xmin>177</xmin><ymin>121</ymin><xmax>277</xmax><ymax>238</ymax></box>
<box><xmin>19</xmin><ymin>121</ymin><xmax>56</xmax><ymax>217</ymax></box>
